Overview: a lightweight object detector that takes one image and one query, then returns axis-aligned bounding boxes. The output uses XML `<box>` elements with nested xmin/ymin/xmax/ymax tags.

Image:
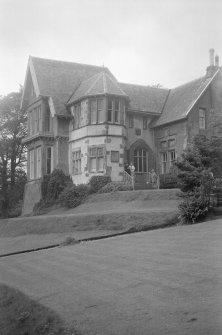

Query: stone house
<box><xmin>21</xmin><ymin>49</ymin><xmax>222</xmax><ymax>214</ymax></box>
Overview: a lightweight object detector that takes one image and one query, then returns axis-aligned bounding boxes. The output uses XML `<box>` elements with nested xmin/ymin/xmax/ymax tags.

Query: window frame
<box><xmin>89</xmin><ymin>146</ymin><xmax>104</xmax><ymax>173</ymax></box>
<box><xmin>199</xmin><ymin>108</ymin><xmax>206</xmax><ymax>129</ymax></box>
<box><xmin>161</xmin><ymin>152</ymin><xmax>168</xmax><ymax>174</ymax></box>
<box><xmin>72</xmin><ymin>150</ymin><xmax>81</xmax><ymax>175</ymax></box>
<box><xmin>46</xmin><ymin>146</ymin><xmax>53</xmax><ymax>175</ymax></box>
<box><xmin>169</xmin><ymin>150</ymin><xmax>176</xmax><ymax>167</ymax></box>
<box><xmin>129</xmin><ymin>115</ymin><xmax>134</xmax><ymax>128</ymax></box>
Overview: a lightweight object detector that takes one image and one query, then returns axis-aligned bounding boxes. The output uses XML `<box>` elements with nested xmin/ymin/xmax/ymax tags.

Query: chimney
<box><xmin>209</xmin><ymin>48</ymin><xmax>215</xmax><ymax>66</ymax></box>
<box><xmin>215</xmin><ymin>54</ymin><xmax>219</xmax><ymax>67</ymax></box>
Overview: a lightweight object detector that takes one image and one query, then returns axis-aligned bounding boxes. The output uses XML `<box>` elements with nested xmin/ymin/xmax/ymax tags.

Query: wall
<box><xmin>69</xmin><ymin>123</ymin><xmax>126</xmax><ymax>184</ymax></box>
<box><xmin>22</xmin><ymin>179</ymin><xmax>42</xmax><ymax>215</ymax></box>
<box><xmin>154</xmin><ymin>120</ymin><xmax>187</xmax><ymax>174</ymax></box>
<box><xmin>126</xmin><ymin>113</ymin><xmax>155</xmax><ymax>151</ymax></box>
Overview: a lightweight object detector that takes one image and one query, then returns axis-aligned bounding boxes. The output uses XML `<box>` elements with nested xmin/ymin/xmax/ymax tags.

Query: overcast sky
<box><xmin>0</xmin><ymin>0</ymin><xmax>221</xmax><ymax>95</ymax></box>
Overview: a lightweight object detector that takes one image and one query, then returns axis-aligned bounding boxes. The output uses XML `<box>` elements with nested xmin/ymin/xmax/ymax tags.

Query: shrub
<box><xmin>41</xmin><ymin>174</ymin><xmax>51</xmax><ymax>200</ymax></box>
<box><xmin>59</xmin><ymin>184</ymin><xmax>90</xmax><ymax>208</ymax></box>
<box><xmin>98</xmin><ymin>182</ymin><xmax>133</xmax><ymax>193</ymax></box>
<box><xmin>178</xmin><ymin>189</ymin><xmax>209</xmax><ymax>224</ymax></box>
<box><xmin>46</xmin><ymin>169</ymin><xmax>72</xmax><ymax>201</ymax></box>
<box><xmin>88</xmin><ymin>175</ymin><xmax>111</xmax><ymax>193</ymax></box>
<box><xmin>159</xmin><ymin>173</ymin><xmax>179</xmax><ymax>189</ymax></box>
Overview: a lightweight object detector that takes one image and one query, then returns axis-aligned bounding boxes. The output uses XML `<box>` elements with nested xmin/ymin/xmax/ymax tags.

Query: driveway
<box><xmin>0</xmin><ymin>219</ymin><xmax>222</xmax><ymax>335</ymax></box>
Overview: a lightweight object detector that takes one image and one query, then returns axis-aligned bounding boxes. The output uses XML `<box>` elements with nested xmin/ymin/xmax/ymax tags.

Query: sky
<box><xmin>0</xmin><ymin>0</ymin><xmax>222</xmax><ymax>95</ymax></box>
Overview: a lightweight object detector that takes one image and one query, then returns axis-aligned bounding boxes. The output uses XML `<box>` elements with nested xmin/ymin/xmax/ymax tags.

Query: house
<box><xmin>21</xmin><ymin>49</ymin><xmax>222</xmax><ymax>214</ymax></box>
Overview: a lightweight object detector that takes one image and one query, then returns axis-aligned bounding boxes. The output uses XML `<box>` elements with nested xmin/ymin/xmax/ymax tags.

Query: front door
<box><xmin>133</xmin><ymin>148</ymin><xmax>148</xmax><ymax>183</ymax></box>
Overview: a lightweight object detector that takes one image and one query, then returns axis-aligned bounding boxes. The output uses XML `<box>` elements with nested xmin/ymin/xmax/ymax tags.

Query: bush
<box><xmin>98</xmin><ymin>182</ymin><xmax>133</xmax><ymax>193</ymax></box>
<box><xmin>46</xmin><ymin>169</ymin><xmax>71</xmax><ymax>201</ymax></box>
<box><xmin>88</xmin><ymin>175</ymin><xmax>111</xmax><ymax>193</ymax></box>
<box><xmin>159</xmin><ymin>173</ymin><xmax>179</xmax><ymax>189</ymax></box>
<box><xmin>41</xmin><ymin>174</ymin><xmax>51</xmax><ymax>200</ymax></box>
<box><xmin>178</xmin><ymin>190</ymin><xmax>209</xmax><ymax>224</ymax></box>
<box><xmin>59</xmin><ymin>184</ymin><xmax>90</xmax><ymax>208</ymax></box>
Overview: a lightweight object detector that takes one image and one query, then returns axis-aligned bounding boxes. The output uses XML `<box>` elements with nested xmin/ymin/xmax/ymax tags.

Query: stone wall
<box><xmin>22</xmin><ymin>179</ymin><xmax>42</xmax><ymax>215</ymax></box>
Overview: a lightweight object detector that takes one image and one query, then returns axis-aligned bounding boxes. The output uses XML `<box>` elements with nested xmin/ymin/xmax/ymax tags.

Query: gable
<box><xmin>153</xmin><ymin>70</ymin><xmax>220</xmax><ymax>128</ymax></box>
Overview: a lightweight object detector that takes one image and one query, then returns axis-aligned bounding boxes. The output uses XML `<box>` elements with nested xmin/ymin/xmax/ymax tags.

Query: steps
<box><xmin>134</xmin><ymin>182</ymin><xmax>154</xmax><ymax>190</ymax></box>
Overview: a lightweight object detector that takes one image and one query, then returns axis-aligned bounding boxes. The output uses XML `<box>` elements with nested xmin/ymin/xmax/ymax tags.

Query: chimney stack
<box><xmin>209</xmin><ymin>48</ymin><xmax>215</xmax><ymax>66</ymax></box>
<box><xmin>215</xmin><ymin>54</ymin><xmax>219</xmax><ymax>67</ymax></box>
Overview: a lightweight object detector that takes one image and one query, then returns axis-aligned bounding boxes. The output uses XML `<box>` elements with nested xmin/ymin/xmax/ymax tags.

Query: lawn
<box><xmin>0</xmin><ymin>284</ymin><xmax>80</xmax><ymax>335</ymax></box>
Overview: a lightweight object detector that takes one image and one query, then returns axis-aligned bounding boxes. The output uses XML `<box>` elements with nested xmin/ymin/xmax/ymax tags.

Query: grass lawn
<box><xmin>0</xmin><ymin>284</ymin><xmax>80</xmax><ymax>335</ymax></box>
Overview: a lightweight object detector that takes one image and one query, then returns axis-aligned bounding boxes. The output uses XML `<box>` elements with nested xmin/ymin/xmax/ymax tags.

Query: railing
<box><xmin>122</xmin><ymin>170</ymin><xmax>133</xmax><ymax>185</ymax></box>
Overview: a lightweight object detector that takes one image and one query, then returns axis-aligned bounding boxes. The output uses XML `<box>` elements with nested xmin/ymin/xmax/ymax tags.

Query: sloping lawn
<box><xmin>0</xmin><ymin>284</ymin><xmax>80</xmax><ymax>335</ymax></box>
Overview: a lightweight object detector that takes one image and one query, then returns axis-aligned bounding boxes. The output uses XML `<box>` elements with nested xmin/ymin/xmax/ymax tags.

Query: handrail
<box><xmin>122</xmin><ymin>170</ymin><xmax>133</xmax><ymax>185</ymax></box>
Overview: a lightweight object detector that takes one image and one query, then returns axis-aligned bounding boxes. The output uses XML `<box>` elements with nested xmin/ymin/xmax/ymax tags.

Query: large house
<box><xmin>21</xmin><ymin>49</ymin><xmax>222</xmax><ymax>214</ymax></box>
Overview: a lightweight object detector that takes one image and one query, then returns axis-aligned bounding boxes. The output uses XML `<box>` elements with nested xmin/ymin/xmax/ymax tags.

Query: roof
<box><xmin>68</xmin><ymin>71</ymin><xmax>128</xmax><ymax>104</ymax></box>
<box><xmin>119</xmin><ymin>83</ymin><xmax>169</xmax><ymax>114</ymax></box>
<box><xmin>27</xmin><ymin>56</ymin><xmax>114</xmax><ymax>115</ymax></box>
<box><xmin>153</xmin><ymin>70</ymin><xmax>220</xmax><ymax>127</ymax></box>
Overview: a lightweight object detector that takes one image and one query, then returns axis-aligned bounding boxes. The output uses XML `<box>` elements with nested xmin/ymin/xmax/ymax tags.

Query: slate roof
<box><xmin>153</xmin><ymin>70</ymin><xmax>220</xmax><ymax>127</ymax></box>
<box><xmin>119</xmin><ymin>83</ymin><xmax>169</xmax><ymax>114</ymax></box>
<box><xmin>68</xmin><ymin>71</ymin><xmax>128</xmax><ymax>104</ymax></box>
<box><xmin>29</xmin><ymin>56</ymin><xmax>113</xmax><ymax>116</ymax></box>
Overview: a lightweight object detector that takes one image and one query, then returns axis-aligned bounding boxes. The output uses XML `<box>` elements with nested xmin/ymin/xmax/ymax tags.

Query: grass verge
<box><xmin>0</xmin><ymin>284</ymin><xmax>80</xmax><ymax>335</ymax></box>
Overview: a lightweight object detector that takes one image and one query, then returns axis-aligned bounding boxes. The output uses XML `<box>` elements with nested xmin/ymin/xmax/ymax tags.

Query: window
<box><xmin>30</xmin><ymin>149</ymin><xmax>35</xmax><ymax>180</ymax></box>
<box><xmin>46</xmin><ymin>147</ymin><xmax>53</xmax><ymax>174</ymax></box>
<box><xmin>111</xmin><ymin>151</ymin><xmax>119</xmax><ymax>163</ymax></box>
<box><xmin>90</xmin><ymin>100</ymin><xmax>97</xmax><ymax>124</ymax></box>
<box><xmin>143</xmin><ymin>117</ymin><xmax>148</xmax><ymax>130</ymax></box>
<box><xmin>129</xmin><ymin>116</ymin><xmax>134</xmax><ymax>128</ymax></box>
<box><xmin>107</xmin><ymin>98</ymin><xmax>122</xmax><ymax>123</ymax></box>
<box><xmin>36</xmin><ymin>147</ymin><xmax>42</xmax><ymax>178</ymax></box>
<box><xmin>199</xmin><ymin>108</ymin><xmax>206</xmax><ymax>129</ymax></box>
<box><xmin>169</xmin><ymin>150</ymin><xmax>176</xmax><ymax>167</ymax></box>
<box><xmin>29</xmin><ymin>105</ymin><xmax>41</xmax><ymax>135</ymax></box>
<box><xmin>72</xmin><ymin>150</ymin><xmax>81</xmax><ymax>175</ymax></box>
<box><xmin>89</xmin><ymin>147</ymin><xmax>104</xmax><ymax>172</ymax></box>
<box><xmin>161</xmin><ymin>152</ymin><xmax>168</xmax><ymax>174</ymax></box>
<box><xmin>108</xmin><ymin>99</ymin><xmax>113</xmax><ymax>122</ymax></box>
<box><xmin>45</xmin><ymin>106</ymin><xmax>51</xmax><ymax>131</ymax></box>
<box><xmin>114</xmin><ymin>100</ymin><xmax>120</xmax><ymax>123</ymax></box>
<box><xmin>90</xmin><ymin>99</ymin><xmax>104</xmax><ymax>124</ymax></box>
<box><xmin>133</xmin><ymin>149</ymin><xmax>148</xmax><ymax>173</ymax></box>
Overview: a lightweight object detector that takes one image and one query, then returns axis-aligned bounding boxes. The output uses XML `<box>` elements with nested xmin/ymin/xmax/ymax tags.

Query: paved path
<box><xmin>0</xmin><ymin>220</ymin><xmax>222</xmax><ymax>334</ymax></box>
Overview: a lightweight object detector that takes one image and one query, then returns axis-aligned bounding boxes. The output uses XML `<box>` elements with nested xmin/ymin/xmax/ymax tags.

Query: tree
<box><xmin>175</xmin><ymin>134</ymin><xmax>221</xmax><ymax>224</ymax></box>
<box><xmin>0</xmin><ymin>90</ymin><xmax>27</xmax><ymax>217</ymax></box>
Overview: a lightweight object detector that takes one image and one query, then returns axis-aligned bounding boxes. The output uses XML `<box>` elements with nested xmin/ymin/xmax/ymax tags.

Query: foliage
<box><xmin>0</xmin><ymin>90</ymin><xmax>27</xmax><ymax>218</ymax></box>
<box><xmin>41</xmin><ymin>174</ymin><xmax>51</xmax><ymax>200</ymax></box>
<box><xmin>98</xmin><ymin>182</ymin><xmax>133</xmax><ymax>193</ymax></box>
<box><xmin>46</xmin><ymin>169</ymin><xmax>71</xmax><ymax>201</ymax></box>
<box><xmin>175</xmin><ymin>135</ymin><xmax>217</xmax><ymax>224</ymax></box>
<box><xmin>159</xmin><ymin>173</ymin><xmax>179</xmax><ymax>189</ymax></box>
<box><xmin>178</xmin><ymin>190</ymin><xmax>209</xmax><ymax>224</ymax></box>
<box><xmin>88</xmin><ymin>175</ymin><xmax>111</xmax><ymax>193</ymax></box>
<box><xmin>59</xmin><ymin>184</ymin><xmax>90</xmax><ymax>208</ymax></box>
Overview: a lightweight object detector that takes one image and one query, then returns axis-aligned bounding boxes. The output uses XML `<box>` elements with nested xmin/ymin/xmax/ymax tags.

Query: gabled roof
<box><xmin>68</xmin><ymin>71</ymin><xmax>128</xmax><ymax>104</ymax></box>
<box><xmin>119</xmin><ymin>83</ymin><xmax>169</xmax><ymax>114</ymax></box>
<box><xmin>153</xmin><ymin>70</ymin><xmax>220</xmax><ymax>127</ymax></box>
<box><xmin>22</xmin><ymin>56</ymin><xmax>113</xmax><ymax>115</ymax></box>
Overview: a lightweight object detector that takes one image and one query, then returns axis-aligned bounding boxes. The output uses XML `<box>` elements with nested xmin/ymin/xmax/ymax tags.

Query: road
<box><xmin>0</xmin><ymin>219</ymin><xmax>222</xmax><ymax>335</ymax></box>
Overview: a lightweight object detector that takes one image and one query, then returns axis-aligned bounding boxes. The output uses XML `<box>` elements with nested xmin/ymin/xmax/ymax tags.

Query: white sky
<box><xmin>0</xmin><ymin>0</ymin><xmax>222</xmax><ymax>95</ymax></box>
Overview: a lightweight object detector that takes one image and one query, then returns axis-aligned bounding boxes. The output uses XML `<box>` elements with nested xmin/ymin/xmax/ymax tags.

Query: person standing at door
<box><xmin>128</xmin><ymin>162</ymin><xmax>135</xmax><ymax>190</ymax></box>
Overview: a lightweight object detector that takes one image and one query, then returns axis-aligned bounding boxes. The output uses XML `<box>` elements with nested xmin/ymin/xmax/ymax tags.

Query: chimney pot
<box><xmin>215</xmin><ymin>54</ymin><xmax>219</xmax><ymax>67</ymax></box>
<box><xmin>209</xmin><ymin>48</ymin><xmax>215</xmax><ymax>66</ymax></box>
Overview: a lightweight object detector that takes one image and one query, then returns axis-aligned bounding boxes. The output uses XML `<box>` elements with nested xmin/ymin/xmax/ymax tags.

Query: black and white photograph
<box><xmin>0</xmin><ymin>0</ymin><xmax>222</xmax><ymax>334</ymax></box>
